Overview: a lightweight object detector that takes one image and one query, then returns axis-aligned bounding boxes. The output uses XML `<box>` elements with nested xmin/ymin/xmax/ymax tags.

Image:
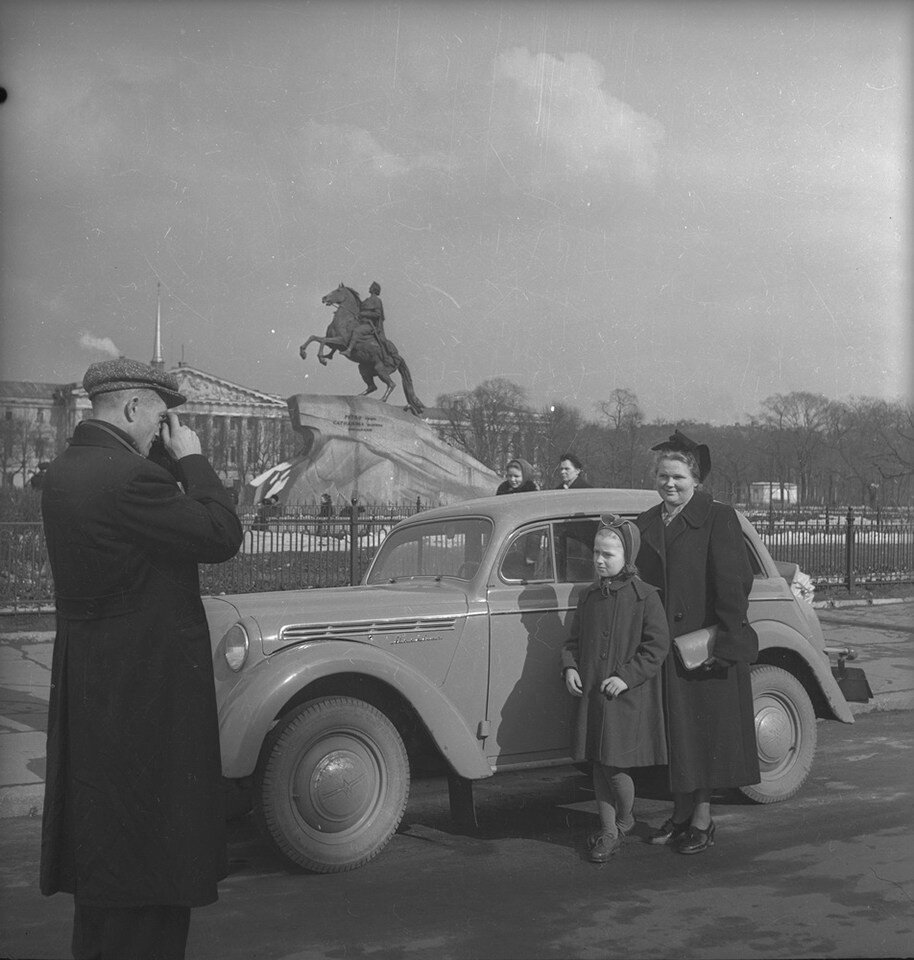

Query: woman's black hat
<box><xmin>651</xmin><ymin>429</ymin><xmax>711</xmax><ymax>481</ymax></box>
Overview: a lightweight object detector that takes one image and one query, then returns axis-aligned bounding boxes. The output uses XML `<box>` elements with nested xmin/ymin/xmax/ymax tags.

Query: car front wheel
<box><xmin>740</xmin><ymin>664</ymin><xmax>817</xmax><ymax>804</ymax></box>
<box><xmin>254</xmin><ymin>696</ymin><xmax>410</xmax><ymax>873</ymax></box>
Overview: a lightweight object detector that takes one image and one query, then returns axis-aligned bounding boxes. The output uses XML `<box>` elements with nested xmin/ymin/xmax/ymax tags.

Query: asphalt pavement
<box><xmin>0</xmin><ymin>598</ymin><xmax>911</xmax><ymax>820</ymax></box>
<box><xmin>2</xmin><ymin>710</ymin><xmax>912</xmax><ymax>960</ymax></box>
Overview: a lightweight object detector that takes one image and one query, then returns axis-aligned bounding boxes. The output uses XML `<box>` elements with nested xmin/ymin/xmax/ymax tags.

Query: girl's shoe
<box><xmin>647</xmin><ymin>817</ymin><xmax>690</xmax><ymax>845</ymax></box>
<box><xmin>589</xmin><ymin>834</ymin><xmax>623</xmax><ymax>862</ymax></box>
<box><xmin>588</xmin><ymin>820</ymin><xmax>633</xmax><ymax>849</ymax></box>
<box><xmin>616</xmin><ymin>816</ymin><xmax>636</xmax><ymax>836</ymax></box>
<box><xmin>676</xmin><ymin>821</ymin><xmax>716</xmax><ymax>854</ymax></box>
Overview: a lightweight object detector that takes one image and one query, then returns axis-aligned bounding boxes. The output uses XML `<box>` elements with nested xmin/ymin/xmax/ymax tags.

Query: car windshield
<box><xmin>366</xmin><ymin>518</ymin><xmax>494</xmax><ymax>583</ymax></box>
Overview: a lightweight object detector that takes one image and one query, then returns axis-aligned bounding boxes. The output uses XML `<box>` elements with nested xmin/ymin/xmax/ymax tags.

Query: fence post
<box><xmin>416</xmin><ymin>495</ymin><xmax>421</xmax><ymax>514</ymax></box>
<box><xmin>845</xmin><ymin>506</ymin><xmax>856</xmax><ymax>593</ymax></box>
<box><xmin>349</xmin><ymin>496</ymin><xmax>358</xmax><ymax>585</ymax></box>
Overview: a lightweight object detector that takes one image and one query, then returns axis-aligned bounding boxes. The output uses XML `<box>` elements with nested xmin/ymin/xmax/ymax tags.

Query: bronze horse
<box><xmin>299</xmin><ymin>284</ymin><xmax>425</xmax><ymax>415</ymax></box>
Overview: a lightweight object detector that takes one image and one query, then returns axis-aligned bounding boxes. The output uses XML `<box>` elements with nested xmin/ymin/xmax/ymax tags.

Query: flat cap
<box><xmin>83</xmin><ymin>358</ymin><xmax>186</xmax><ymax>408</ymax></box>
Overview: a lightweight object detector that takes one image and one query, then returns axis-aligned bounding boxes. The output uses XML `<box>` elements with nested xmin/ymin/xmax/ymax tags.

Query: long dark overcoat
<box><xmin>40</xmin><ymin>420</ymin><xmax>243</xmax><ymax>907</ymax></box>
<box><xmin>555</xmin><ymin>475</ymin><xmax>593</xmax><ymax>489</ymax></box>
<box><xmin>561</xmin><ymin>576</ymin><xmax>670</xmax><ymax>767</ymax></box>
<box><xmin>635</xmin><ymin>491</ymin><xmax>760</xmax><ymax>793</ymax></box>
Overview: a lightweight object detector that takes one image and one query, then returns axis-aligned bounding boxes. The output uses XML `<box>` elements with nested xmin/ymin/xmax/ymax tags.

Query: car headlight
<box><xmin>223</xmin><ymin>623</ymin><xmax>250</xmax><ymax>672</ymax></box>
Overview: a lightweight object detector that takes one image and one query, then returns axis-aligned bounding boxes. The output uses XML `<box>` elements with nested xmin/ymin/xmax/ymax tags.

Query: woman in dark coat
<box><xmin>635</xmin><ymin>431</ymin><xmax>759</xmax><ymax>854</ymax></box>
<box><xmin>496</xmin><ymin>458</ymin><xmax>537</xmax><ymax>494</ymax></box>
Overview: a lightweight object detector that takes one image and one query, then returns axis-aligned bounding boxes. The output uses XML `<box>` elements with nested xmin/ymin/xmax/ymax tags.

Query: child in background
<box><xmin>561</xmin><ymin>515</ymin><xmax>670</xmax><ymax>862</ymax></box>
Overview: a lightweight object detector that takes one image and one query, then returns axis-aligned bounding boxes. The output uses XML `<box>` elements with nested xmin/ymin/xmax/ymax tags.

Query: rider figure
<box><xmin>341</xmin><ymin>281</ymin><xmax>393</xmax><ymax>362</ymax></box>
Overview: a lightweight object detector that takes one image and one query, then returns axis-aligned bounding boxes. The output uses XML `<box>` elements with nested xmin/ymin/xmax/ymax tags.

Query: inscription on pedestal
<box><xmin>331</xmin><ymin>414</ymin><xmax>385</xmax><ymax>432</ymax></box>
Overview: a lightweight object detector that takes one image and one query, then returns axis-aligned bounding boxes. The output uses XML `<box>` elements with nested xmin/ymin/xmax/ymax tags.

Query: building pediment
<box><xmin>170</xmin><ymin>365</ymin><xmax>286</xmax><ymax>409</ymax></box>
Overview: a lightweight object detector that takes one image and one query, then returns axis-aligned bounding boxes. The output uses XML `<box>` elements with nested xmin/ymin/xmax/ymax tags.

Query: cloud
<box><xmin>491</xmin><ymin>48</ymin><xmax>665</xmax><ymax>194</ymax></box>
<box><xmin>79</xmin><ymin>332</ymin><xmax>121</xmax><ymax>357</ymax></box>
<box><xmin>296</xmin><ymin>120</ymin><xmax>455</xmax><ymax>198</ymax></box>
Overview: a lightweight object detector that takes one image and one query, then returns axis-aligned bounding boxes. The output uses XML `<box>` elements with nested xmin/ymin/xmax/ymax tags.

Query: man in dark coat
<box><xmin>40</xmin><ymin>358</ymin><xmax>243</xmax><ymax>959</ymax></box>
<box><xmin>555</xmin><ymin>452</ymin><xmax>592</xmax><ymax>489</ymax></box>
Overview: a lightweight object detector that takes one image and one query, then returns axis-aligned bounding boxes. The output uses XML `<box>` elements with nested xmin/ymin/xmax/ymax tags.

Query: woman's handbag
<box><xmin>673</xmin><ymin>625</ymin><xmax>719</xmax><ymax>670</ymax></box>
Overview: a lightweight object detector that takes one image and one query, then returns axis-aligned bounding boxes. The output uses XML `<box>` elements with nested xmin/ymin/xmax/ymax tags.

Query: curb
<box><xmin>850</xmin><ymin>691</ymin><xmax>914</xmax><ymax>715</ymax></box>
<box><xmin>812</xmin><ymin>596</ymin><xmax>913</xmax><ymax>610</ymax></box>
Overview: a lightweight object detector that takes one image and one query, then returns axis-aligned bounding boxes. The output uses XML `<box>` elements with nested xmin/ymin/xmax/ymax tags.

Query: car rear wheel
<box><xmin>254</xmin><ymin>696</ymin><xmax>410</xmax><ymax>873</ymax></box>
<box><xmin>740</xmin><ymin>664</ymin><xmax>817</xmax><ymax>804</ymax></box>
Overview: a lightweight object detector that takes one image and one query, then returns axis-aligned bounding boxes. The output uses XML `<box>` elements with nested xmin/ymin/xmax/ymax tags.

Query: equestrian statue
<box><xmin>300</xmin><ymin>282</ymin><xmax>425</xmax><ymax>416</ymax></box>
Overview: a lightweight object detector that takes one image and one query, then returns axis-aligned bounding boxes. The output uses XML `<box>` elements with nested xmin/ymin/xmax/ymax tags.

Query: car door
<box><xmin>484</xmin><ymin>519</ymin><xmax>599</xmax><ymax>767</ymax></box>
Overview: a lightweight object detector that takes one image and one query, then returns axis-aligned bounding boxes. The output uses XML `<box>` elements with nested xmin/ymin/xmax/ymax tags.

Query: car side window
<box><xmin>499</xmin><ymin>526</ymin><xmax>554</xmax><ymax>583</ymax></box>
<box><xmin>554</xmin><ymin>519</ymin><xmax>600</xmax><ymax>582</ymax></box>
<box><xmin>743</xmin><ymin>533</ymin><xmax>765</xmax><ymax>577</ymax></box>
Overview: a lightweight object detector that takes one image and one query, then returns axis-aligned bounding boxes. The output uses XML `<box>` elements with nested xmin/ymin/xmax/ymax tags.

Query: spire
<box><xmin>151</xmin><ymin>281</ymin><xmax>165</xmax><ymax>372</ymax></box>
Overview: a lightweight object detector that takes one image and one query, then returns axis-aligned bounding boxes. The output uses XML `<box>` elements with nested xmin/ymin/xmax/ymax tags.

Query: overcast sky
<box><xmin>0</xmin><ymin>0</ymin><xmax>909</xmax><ymax>423</ymax></box>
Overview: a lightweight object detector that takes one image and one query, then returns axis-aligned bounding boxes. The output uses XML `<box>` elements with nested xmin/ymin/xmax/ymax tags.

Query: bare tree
<box><xmin>710</xmin><ymin>424</ymin><xmax>758</xmax><ymax>503</ymax></box>
<box><xmin>836</xmin><ymin>397</ymin><xmax>914</xmax><ymax>505</ymax></box>
<box><xmin>0</xmin><ymin>417</ymin><xmax>52</xmax><ymax>487</ymax></box>
<box><xmin>538</xmin><ymin>403</ymin><xmax>587</xmax><ymax>483</ymax></box>
<box><xmin>436</xmin><ymin>378</ymin><xmax>536</xmax><ymax>472</ymax></box>
<box><xmin>597</xmin><ymin>388</ymin><xmax>644</xmax><ymax>486</ymax></box>
<box><xmin>757</xmin><ymin>392</ymin><xmax>835</xmax><ymax>503</ymax></box>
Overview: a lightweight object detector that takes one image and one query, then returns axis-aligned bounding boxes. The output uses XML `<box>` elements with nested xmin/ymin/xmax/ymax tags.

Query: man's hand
<box><xmin>564</xmin><ymin>668</ymin><xmax>583</xmax><ymax>697</ymax></box>
<box><xmin>601</xmin><ymin>676</ymin><xmax>629</xmax><ymax>698</ymax></box>
<box><xmin>160</xmin><ymin>412</ymin><xmax>201</xmax><ymax>460</ymax></box>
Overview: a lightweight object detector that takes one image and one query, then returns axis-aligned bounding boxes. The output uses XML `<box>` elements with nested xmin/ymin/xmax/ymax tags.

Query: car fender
<box><xmin>219</xmin><ymin>639</ymin><xmax>493</xmax><ymax>781</ymax></box>
<box><xmin>754</xmin><ymin>619</ymin><xmax>854</xmax><ymax>723</ymax></box>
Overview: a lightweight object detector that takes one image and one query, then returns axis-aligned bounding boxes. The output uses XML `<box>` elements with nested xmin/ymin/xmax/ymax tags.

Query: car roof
<box><xmin>403</xmin><ymin>489</ymin><xmax>662</xmax><ymax>527</ymax></box>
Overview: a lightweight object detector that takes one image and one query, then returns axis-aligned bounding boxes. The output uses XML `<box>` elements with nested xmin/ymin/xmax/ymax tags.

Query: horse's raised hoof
<box><xmin>318</xmin><ymin>356</ymin><xmax>328</xmax><ymax>366</ymax></box>
<box><xmin>299</xmin><ymin>346</ymin><xmax>308</xmax><ymax>359</ymax></box>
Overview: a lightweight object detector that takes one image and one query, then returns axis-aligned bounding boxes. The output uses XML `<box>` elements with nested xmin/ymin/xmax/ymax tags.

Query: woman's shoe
<box><xmin>676</xmin><ymin>821</ymin><xmax>716</xmax><ymax>854</ymax></box>
<box><xmin>589</xmin><ymin>834</ymin><xmax>623</xmax><ymax>862</ymax></box>
<box><xmin>647</xmin><ymin>817</ymin><xmax>690</xmax><ymax>845</ymax></box>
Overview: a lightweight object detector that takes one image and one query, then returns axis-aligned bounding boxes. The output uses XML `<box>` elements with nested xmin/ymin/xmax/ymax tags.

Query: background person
<box><xmin>496</xmin><ymin>458</ymin><xmax>538</xmax><ymax>495</ymax></box>
<box><xmin>561</xmin><ymin>517</ymin><xmax>669</xmax><ymax>862</ymax></box>
<box><xmin>40</xmin><ymin>358</ymin><xmax>244</xmax><ymax>959</ymax></box>
<box><xmin>635</xmin><ymin>430</ymin><xmax>759</xmax><ymax>855</ymax></box>
<box><xmin>555</xmin><ymin>452</ymin><xmax>592</xmax><ymax>489</ymax></box>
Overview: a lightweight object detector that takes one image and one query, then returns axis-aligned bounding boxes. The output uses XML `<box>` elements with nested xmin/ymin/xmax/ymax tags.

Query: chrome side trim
<box><xmin>280</xmin><ymin>615</ymin><xmax>459</xmax><ymax>642</ymax></box>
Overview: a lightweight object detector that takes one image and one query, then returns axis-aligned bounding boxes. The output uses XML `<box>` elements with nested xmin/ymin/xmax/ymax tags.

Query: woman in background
<box><xmin>496</xmin><ymin>458</ymin><xmax>538</xmax><ymax>495</ymax></box>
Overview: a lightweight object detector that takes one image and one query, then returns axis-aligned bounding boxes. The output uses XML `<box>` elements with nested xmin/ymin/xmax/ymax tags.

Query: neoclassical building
<box><xmin>1</xmin><ymin>287</ymin><xmax>305</xmax><ymax>493</ymax></box>
<box><xmin>0</xmin><ymin>365</ymin><xmax>301</xmax><ymax>496</ymax></box>
<box><xmin>56</xmin><ymin>364</ymin><xmax>300</xmax><ymax>492</ymax></box>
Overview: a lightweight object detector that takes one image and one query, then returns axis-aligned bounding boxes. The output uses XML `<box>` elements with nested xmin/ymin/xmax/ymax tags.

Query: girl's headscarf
<box><xmin>506</xmin><ymin>458</ymin><xmax>535</xmax><ymax>485</ymax></box>
<box><xmin>597</xmin><ymin>513</ymin><xmax>641</xmax><ymax>591</ymax></box>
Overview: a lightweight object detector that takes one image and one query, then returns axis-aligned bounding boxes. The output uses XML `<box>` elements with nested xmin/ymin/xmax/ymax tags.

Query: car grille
<box><xmin>279</xmin><ymin>616</ymin><xmax>460</xmax><ymax>642</ymax></box>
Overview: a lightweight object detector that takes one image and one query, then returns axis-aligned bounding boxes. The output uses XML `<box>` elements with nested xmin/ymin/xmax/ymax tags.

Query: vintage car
<box><xmin>203</xmin><ymin>489</ymin><xmax>868</xmax><ymax>874</ymax></box>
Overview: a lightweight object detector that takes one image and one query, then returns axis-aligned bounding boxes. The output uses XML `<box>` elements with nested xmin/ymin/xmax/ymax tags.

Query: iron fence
<box><xmin>2</xmin><ymin>505</ymin><xmax>912</xmax><ymax>612</ymax></box>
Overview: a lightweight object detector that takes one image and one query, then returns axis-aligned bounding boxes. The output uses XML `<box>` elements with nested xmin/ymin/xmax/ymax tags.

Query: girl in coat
<box><xmin>495</xmin><ymin>458</ymin><xmax>538</xmax><ymax>494</ymax></box>
<box><xmin>561</xmin><ymin>516</ymin><xmax>670</xmax><ymax>862</ymax></box>
<box><xmin>635</xmin><ymin>431</ymin><xmax>760</xmax><ymax>854</ymax></box>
